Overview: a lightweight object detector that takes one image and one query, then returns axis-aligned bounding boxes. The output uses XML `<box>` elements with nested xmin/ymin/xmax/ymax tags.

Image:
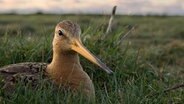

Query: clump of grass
<box><xmin>0</xmin><ymin>15</ymin><xmax>184</xmax><ymax>103</ymax></box>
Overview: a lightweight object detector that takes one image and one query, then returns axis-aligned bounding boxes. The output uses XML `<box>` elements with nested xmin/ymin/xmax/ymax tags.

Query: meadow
<box><xmin>0</xmin><ymin>14</ymin><xmax>184</xmax><ymax>104</ymax></box>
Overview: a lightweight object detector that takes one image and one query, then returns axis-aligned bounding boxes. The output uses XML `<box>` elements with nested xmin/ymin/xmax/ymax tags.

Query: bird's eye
<box><xmin>58</xmin><ymin>30</ymin><xmax>64</xmax><ymax>36</ymax></box>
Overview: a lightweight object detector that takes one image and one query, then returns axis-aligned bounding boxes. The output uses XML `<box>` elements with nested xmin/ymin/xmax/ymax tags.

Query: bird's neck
<box><xmin>47</xmin><ymin>51</ymin><xmax>81</xmax><ymax>76</ymax></box>
<box><xmin>53</xmin><ymin>51</ymin><xmax>80</xmax><ymax>65</ymax></box>
<box><xmin>46</xmin><ymin>52</ymin><xmax>85</xmax><ymax>84</ymax></box>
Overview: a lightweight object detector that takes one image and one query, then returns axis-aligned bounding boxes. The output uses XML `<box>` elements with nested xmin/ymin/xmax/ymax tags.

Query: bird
<box><xmin>0</xmin><ymin>20</ymin><xmax>113</xmax><ymax>100</ymax></box>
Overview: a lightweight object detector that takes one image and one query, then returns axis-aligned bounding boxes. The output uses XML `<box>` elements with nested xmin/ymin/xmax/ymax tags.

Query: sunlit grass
<box><xmin>0</xmin><ymin>14</ymin><xmax>184</xmax><ymax>104</ymax></box>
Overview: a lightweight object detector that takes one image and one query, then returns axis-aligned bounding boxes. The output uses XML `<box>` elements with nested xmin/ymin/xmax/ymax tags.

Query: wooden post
<box><xmin>106</xmin><ymin>6</ymin><xmax>117</xmax><ymax>34</ymax></box>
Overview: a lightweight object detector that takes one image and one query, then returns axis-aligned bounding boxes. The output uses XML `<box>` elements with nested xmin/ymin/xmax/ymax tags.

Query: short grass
<box><xmin>0</xmin><ymin>14</ymin><xmax>184</xmax><ymax>104</ymax></box>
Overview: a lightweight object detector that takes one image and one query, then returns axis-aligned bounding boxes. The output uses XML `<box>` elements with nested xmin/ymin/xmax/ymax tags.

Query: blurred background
<box><xmin>0</xmin><ymin>0</ymin><xmax>184</xmax><ymax>15</ymax></box>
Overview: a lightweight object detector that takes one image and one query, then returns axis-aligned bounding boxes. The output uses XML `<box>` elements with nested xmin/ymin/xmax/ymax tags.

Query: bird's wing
<box><xmin>0</xmin><ymin>62</ymin><xmax>48</xmax><ymax>93</ymax></box>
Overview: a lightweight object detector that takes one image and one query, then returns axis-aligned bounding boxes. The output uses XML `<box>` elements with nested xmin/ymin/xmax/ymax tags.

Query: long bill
<box><xmin>71</xmin><ymin>39</ymin><xmax>113</xmax><ymax>74</ymax></box>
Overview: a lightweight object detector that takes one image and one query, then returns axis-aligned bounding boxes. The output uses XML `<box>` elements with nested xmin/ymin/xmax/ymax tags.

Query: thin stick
<box><xmin>106</xmin><ymin>6</ymin><xmax>117</xmax><ymax>34</ymax></box>
<box><xmin>117</xmin><ymin>25</ymin><xmax>135</xmax><ymax>45</ymax></box>
<box><xmin>146</xmin><ymin>83</ymin><xmax>184</xmax><ymax>98</ymax></box>
<box><xmin>120</xmin><ymin>26</ymin><xmax>135</xmax><ymax>42</ymax></box>
<box><xmin>163</xmin><ymin>84</ymin><xmax>184</xmax><ymax>93</ymax></box>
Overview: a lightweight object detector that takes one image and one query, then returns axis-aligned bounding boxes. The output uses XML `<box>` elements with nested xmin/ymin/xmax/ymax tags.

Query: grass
<box><xmin>0</xmin><ymin>14</ymin><xmax>184</xmax><ymax>104</ymax></box>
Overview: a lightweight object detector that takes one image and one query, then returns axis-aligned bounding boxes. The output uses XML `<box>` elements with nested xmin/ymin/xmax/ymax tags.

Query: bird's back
<box><xmin>0</xmin><ymin>62</ymin><xmax>48</xmax><ymax>92</ymax></box>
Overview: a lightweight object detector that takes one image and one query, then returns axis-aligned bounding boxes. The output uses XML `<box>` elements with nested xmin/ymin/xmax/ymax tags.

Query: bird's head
<box><xmin>53</xmin><ymin>20</ymin><xmax>113</xmax><ymax>74</ymax></box>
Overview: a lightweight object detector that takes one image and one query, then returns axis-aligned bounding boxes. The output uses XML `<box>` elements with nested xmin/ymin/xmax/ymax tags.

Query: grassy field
<box><xmin>0</xmin><ymin>14</ymin><xmax>184</xmax><ymax>104</ymax></box>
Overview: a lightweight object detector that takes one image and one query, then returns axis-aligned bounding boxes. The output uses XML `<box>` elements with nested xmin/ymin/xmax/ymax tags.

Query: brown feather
<box><xmin>0</xmin><ymin>62</ymin><xmax>47</xmax><ymax>93</ymax></box>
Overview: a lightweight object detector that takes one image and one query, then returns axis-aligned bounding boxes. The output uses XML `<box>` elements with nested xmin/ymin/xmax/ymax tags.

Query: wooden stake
<box><xmin>106</xmin><ymin>6</ymin><xmax>117</xmax><ymax>34</ymax></box>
